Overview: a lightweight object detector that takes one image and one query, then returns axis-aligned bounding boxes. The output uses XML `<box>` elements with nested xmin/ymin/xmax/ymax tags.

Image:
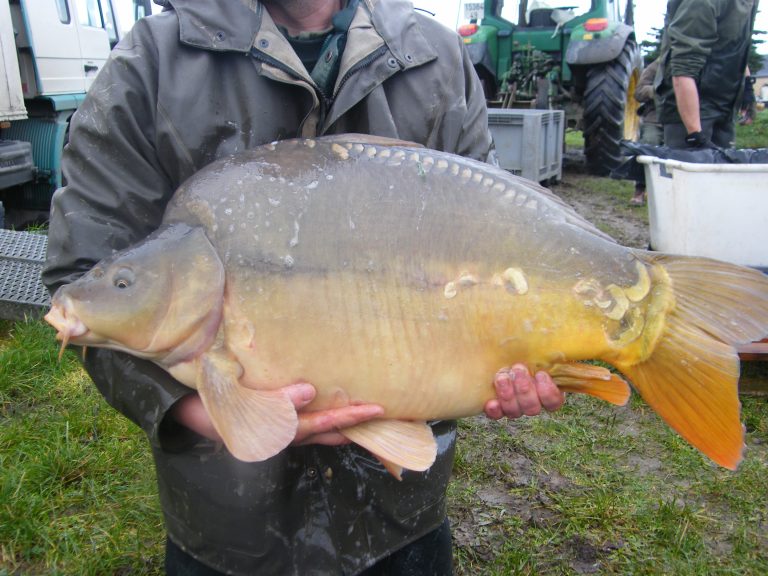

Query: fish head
<box><xmin>45</xmin><ymin>224</ymin><xmax>225</xmax><ymax>362</ymax></box>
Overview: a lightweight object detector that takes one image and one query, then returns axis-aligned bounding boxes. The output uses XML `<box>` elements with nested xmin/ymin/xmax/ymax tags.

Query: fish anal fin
<box><xmin>197</xmin><ymin>352</ymin><xmax>298</xmax><ymax>462</ymax></box>
<box><xmin>550</xmin><ymin>362</ymin><xmax>631</xmax><ymax>406</ymax></box>
<box><xmin>341</xmin><ymin>420</ymin><xmax>437</xmax><ymax>475</ymax></box>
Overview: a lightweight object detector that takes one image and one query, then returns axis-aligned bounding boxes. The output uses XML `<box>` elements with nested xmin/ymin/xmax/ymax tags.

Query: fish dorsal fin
<box><xmin>341</xmin><ymin>420</ymin><xmax>437</xmax><ymax>474</ymax></box>
<box><xmin>196</xmin><ymin>352</ymin><xmax>298</xmax><ymax>462</ymax></box>
<box><xmin>320</xmin><ymin>133</ymin><xmax>424</xmax><ymax>148</ymax></box>
<box><xmin>549</xmin><ymin>363</ymin><xmax>631</xmax><ymax>406</ymax></box>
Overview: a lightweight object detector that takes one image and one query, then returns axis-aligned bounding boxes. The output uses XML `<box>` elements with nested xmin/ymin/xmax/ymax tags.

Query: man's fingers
<box><xmin>535</xmin><ymin>371</ymin><xmax>565</xmax><ymax>411</ymax></box>
<box><xmin>493</xmin><ymin>367</ymin><xmax>522</xmax><ymax>419</ymax></box>
<box><xmin>282</xmin><ymin>383</ymin><xmax>317</xmax><ymax>410</ymax></box>
<box><xmin>294</xmin><ymin>432</ymin><xmax>352</xmax><ymax>447</ymax></box>
<box><xmin>511</xmin><ymin>364</ymin><xmax>542</xmax><ymax>416</ymax></box>
<box><xmin>489</xmin><ymin>364</ymin><xmax>565</xmax><ymax>420</ymax></box>
<box><xmin>293</xmin><ymin>404</ymin><xmax>384</xmax><ymax>445</ymax></box>
<box><xmin>483</xmin><ymin>399</ymin><xmax>504</xmax><ymax>420</ymax></box>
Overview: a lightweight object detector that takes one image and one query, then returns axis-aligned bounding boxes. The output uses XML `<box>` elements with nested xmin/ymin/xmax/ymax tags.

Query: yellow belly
<box><xmin>224</xmin><ymin>270</ymin><xmax>612</xmax><ymax>420</ymax></box>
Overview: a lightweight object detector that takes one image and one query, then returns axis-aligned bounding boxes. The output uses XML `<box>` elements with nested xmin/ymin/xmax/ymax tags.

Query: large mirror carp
<box><xmin>45</xmin><ymin>135</ymin><xmax>768</xmax><ymax>475</ymax></box>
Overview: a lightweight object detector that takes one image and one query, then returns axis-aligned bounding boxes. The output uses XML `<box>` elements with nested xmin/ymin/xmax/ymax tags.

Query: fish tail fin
<box><xmin>617</xmin><ymin>254</ymin><xmax>768</xmax><ymax>469</ymax></box>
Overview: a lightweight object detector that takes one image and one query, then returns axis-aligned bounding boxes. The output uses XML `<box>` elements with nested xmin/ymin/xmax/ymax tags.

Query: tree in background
<box><xmin>747</xmin><ymin>30</ymin><xmax>765</xmax><ymax>74</ymax></box>
<box><xmin>639</xmin><ymin>27</ymin><xmax>662</xmax><ymax>65</ymax></box>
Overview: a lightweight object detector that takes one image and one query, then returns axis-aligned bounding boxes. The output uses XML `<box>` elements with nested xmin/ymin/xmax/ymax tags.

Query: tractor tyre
<box><xmin>582</xmin><ymin>40</ymin><xmax>642</xmax><ymax>176</ymax></box>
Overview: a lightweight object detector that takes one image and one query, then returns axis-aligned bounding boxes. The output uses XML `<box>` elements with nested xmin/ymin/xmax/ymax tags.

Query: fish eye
<box><xmin>113</xmin><ymin>268</ymin><xmax>135</xmax><ymax>290</ymax></box>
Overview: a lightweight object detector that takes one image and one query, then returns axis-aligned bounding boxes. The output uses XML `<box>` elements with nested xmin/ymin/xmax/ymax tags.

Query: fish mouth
<box><xmin>44</xmin><ymin>295</ymin><xmax>91</xmax><ymax>359</ymax></box>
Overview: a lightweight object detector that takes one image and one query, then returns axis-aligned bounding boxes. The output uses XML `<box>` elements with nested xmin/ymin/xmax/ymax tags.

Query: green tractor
<box><xmin>460</xmin><ymin>0</ymin><xmax>642</xmax><ymax>175</ymax></box>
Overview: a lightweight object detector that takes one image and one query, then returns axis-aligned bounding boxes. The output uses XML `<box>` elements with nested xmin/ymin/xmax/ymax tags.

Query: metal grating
<box><xmin>0</xmin><ymin>229</ymin><xmax>50</xmax><ymax>320</ymax></box>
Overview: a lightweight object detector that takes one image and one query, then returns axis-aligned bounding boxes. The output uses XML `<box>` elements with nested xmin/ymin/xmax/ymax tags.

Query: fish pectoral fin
<box><xmin>549</xmin><ymin>363</ymin><xmax>631</xmax><ymax>406</ymax></box>
<box><xmin>197</xmin><ymin>353</ymin><xmax>298</xmax><ymax>462</ymax></box>
<box><xmin>341</xmin><ymin>420</ymin><xmax>437</xmax><ymax>476</ymax></box>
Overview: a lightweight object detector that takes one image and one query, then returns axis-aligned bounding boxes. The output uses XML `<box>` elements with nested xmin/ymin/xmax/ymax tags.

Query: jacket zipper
<box><xmin>249</xmin><ymin>47</ymin><xmax>331</xmax><ymax>132</ymax></box>
<box><xmin>333</xmin><ymin>45</ymin><xmax>389</xmax><ymax>100</ymax></box>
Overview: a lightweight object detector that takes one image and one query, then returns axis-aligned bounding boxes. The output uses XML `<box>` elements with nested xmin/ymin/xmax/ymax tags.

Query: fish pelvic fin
<box><xmin>616</xmin><ymin>253</ymin><xmax>768</xmax><ymax>470</ymax></box>
<box><xmin>549</xmin><ymin>363</ymin><xmax>631</xmax><ymax>406</ymax></box>
<box><xmin>341</xmin><ymin>420</ymin><xmax>437</xmax><ymax>477</ymax></box>
<box><xmin>197</xmin><ymin>352</ymin><xmax>298</xmax><ymax>462</ymax></box>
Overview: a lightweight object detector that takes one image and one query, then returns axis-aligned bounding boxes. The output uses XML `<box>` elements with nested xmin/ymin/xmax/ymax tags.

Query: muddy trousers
<box><xmin>165</xmin><ymin>517</ymin><xmax>453</xmax><ymax>576</ymax></box>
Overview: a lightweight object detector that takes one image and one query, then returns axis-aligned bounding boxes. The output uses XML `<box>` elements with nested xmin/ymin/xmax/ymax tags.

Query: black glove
<box><xmin>684</xmin><ymin>131</ymin><xmax>711</xmax><ymax>148</ymax></box>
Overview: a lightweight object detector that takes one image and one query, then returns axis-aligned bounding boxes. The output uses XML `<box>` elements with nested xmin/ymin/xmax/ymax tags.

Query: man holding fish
<box><xmin>43</xmin><ymin>0</ymin><xmax>564</xmax><ymax>574</ymax></box>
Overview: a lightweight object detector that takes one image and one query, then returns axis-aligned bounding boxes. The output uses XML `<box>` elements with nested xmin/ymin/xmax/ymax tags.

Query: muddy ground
<box><xmin>549</xmin><ymin>158</ymin><xmax>650</xmax><ymax>249</ymax></box>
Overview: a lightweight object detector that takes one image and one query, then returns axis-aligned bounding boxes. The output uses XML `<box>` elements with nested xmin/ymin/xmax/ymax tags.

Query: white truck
<box><xmin>0</xmin><ymin>0</ymin><xmax>151</xmax><ymax>227</ymax></box>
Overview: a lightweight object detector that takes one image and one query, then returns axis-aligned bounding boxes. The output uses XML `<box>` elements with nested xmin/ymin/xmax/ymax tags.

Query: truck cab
<box><xmin>0</xmin><ymin>0</ymin><xmax>152</xmax><ymax>227</ymax></box>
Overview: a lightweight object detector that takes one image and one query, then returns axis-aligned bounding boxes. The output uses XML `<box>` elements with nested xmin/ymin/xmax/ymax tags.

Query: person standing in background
<box><xmin>630</xmin><ymin>58</ymin><xmax>662</xmax><ymax>206</ymax></box>
<box><xmin>655</xmin><ymin>0</ymin><xmax>759</xmax><ymax>149</ymax></box>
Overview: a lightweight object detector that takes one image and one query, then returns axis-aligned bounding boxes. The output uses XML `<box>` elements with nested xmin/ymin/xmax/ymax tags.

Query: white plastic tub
<box><xmin>637</xmin><ymin>155</ymin><xmax>768</xmax><ymax>268</ymax></box>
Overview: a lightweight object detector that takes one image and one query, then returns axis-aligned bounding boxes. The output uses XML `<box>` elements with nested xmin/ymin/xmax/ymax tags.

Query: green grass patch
<box><xmin>0</xmin><ymin>320</ymin><xmax>162</xmax><ymax>574</ymax></box>
<box><xmin>735</xmin><ymin>109</ymin><xmax>768</xmax><ymax>149</ymax></box>
<box><xmin>564</xmin><ymin>129</ymin><xmax>584</xmax><ymax>149</ymax></box>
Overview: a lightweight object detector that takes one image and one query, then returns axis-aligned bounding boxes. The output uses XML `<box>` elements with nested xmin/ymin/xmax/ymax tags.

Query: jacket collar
<box><xmin>158</xmin><ymin>0</ymin><xmax>263</xmax><ymax>53</ymax></box>
<box><xmin>156</xmin><ymin>0</ymin><xmax>437</xmax><ymax>68</ymax></box>
<box><xmin>367</xmin><ymin>0</ymin><xmax>436</xmax><ymax>69</ymax></box>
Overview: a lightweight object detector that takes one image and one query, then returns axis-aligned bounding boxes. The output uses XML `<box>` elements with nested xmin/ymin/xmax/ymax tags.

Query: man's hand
<box><xmin>483</xmin><ymin>364</ymin><xmax>564</xmax><ymax>420</ymax></box>
<box><xmin>171</xmin><ymin>384</ymin><xmax>384</xmax><ymax>447</ymax></box>
<box><xmin>684</xmin><ymin>130</ymin><xmax>712</xmax><ymax>148</ymax></box>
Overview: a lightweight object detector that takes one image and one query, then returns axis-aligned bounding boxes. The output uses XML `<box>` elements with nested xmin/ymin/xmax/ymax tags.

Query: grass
<box><xmin>0</xmin><ymin>320</ymin><xmax>162</xmax><ymax>574</ymax></box>
<box><xmin>564</xmin><ymin>129</ymin><xmax>584</xmax><ymax>149</ymax></box>
<box><xmin>735</xmin><ymin>109</ymin><xmax>768</xmax><ymax>149</ymax></box>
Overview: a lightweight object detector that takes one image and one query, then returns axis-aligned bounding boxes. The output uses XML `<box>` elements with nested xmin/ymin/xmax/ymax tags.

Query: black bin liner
<box><xmin>611</xmin><ymin>141</ymin><xmax>768</xmax><ymax>184</ymax></box>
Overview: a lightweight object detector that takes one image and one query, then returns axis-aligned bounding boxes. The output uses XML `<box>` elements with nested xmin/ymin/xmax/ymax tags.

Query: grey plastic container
<box><xmin>487</xmin><ymin>109</ymin><xmax>564</xmax><ymax>183</ymax></box>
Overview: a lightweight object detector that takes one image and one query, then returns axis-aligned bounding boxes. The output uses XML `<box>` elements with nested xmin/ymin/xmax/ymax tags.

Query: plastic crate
<box><xmin>637</xmin><ymin>155</ymin><xmax>768</xmax><ymax>268</ymax></box>
<box><xmin>487</xmin><ymin>109</ymin><xmax>564</xmax><ymax>182</ymax></box>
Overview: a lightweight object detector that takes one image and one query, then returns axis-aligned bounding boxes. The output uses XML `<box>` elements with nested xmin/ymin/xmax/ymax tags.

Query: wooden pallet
<box><xmin>738</xmin><ymin>339</ymin><xmax>768</xmax><ymax>395</ymax></box>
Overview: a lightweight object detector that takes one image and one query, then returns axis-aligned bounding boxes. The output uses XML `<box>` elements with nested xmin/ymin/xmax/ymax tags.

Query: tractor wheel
<box><xmin>582</xmin><ymin>40</ymin><xmax>642</xmax><ymax>176</ymax></box>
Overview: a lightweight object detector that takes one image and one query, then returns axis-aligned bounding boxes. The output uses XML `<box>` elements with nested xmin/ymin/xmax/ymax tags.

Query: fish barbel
<box><xmin>45</xmin><ymin>135</ymin><xmax>768</xmax><ymax>474</ymax></box>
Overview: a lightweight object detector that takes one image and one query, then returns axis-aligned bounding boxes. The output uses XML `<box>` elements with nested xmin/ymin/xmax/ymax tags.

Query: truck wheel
<box><xmin>582</xmin><ymin>41</ymin><xmax>641</xmax><ymax>176</ymax></box>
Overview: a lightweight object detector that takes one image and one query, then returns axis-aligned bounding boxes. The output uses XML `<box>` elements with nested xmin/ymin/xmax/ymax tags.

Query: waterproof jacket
<box><xmin>42</xmin><ymin>1</ymin><xmax>493</xmax><ymax>574</ymax></box>
<box><xmin>656</xmin><ymin>0</ymin><xmax>758</xmax><ymax>124</ymax></box>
